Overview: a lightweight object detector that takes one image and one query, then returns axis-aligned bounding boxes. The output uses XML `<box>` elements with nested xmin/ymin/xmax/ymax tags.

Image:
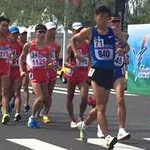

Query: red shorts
<box><xmin>48</xmin><ymin>69</ymin><xmax>57</xmax><ymax>81</ymax></box>
<box><xmin>66</xmin><ymin>68</ymin><xmax>88</xmax><ymax>84</ymax></box>
<box><xmin>0</xmin><ymin>61</ymin><xmax>10</xmax><ymax>76</ymax></box>
<box><xmin>10</xmin><ymin>67</ymin><xmax>22</xmax><ymax>80</ymax></box>
<box><xmin>29</xmin><ymin>68</ymin><xmax>49</xmax><ymax>84</ymax></box>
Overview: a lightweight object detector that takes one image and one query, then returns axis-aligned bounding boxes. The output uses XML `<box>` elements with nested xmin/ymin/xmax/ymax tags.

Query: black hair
<box><xmin>111</xmin><ymin>13</ymin><xmax>121</xmax><ymax>19</ymax></box>
<box><xmin>0</xmin><ymin>16</ymin><xmax>10</xmax><ymax>23</ymax></box>
<box><xmin>95</xmin><ymin>6</ymin><xmax>111</xmax><ymax>17</ymax></box>
<box><xmin>35</xmin><ymin>24</ymin><xmax>47</xmax><ymax>32</ymax></box>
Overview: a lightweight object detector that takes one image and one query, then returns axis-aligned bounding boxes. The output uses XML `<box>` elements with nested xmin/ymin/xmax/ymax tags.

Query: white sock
<box><xmin>119</xmin><ymin>128</ymin><xmax>125</xmax><ymax>133</ymax></box>
<box><xmin>15</xmin><ymin>113</ymin><xmax>19</xmax><ymax>117</ymax></box>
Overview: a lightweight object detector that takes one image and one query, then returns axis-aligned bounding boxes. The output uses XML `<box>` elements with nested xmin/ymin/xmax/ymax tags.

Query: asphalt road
<box><xmin>0</xmin><ymin>80</ymin><xmax>150</xmax><ymax>150</ymax></box>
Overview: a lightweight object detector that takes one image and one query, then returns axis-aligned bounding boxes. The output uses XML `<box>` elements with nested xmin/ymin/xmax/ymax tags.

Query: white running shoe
<box><xmin>70</xmin><ymin>121</ymin><xmax>77</xmax><ymax>128</ymax></box>
<box><xmin>105</xmin><ymin>135</ymin><xmax>117</xmax><ymax>150</ymax></box>
<box><xmin>97</xmin><ymin>124</ymin><xmax>104</xmax><ymax>138</ymax></box>
<box><xmin>117</xmin><ymin>129</ymin><xmax>131</xmax><ymax>141</ymax></box>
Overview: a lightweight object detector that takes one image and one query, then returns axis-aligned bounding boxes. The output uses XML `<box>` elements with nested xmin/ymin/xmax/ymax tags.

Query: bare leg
<box><xmin>31</xmin><ymin>83</ymin><xmax>44</xmax><ymax>117</ymax></box>
<box><xmin>66</xmin><ymin>82</ymin><xmax>76</xmax><ymax>121</ymax></box>
<box><xmin>1</xmin><ymin>75</ymin><xmax>10</xmax><ymax>115</ymax></box>
<box><xmin>78</xmin><ymin>82</ymin><xmax>89</xmax><ymax>119</ymax></box>
<box><xmin>114</xmin><ymin>77</ymin><xmax>126</xmax><ymax>128</ymax></box>
<box><xmin>13</xmin><ymin>78</ymin><xmax>22</xmax><ymax>114</ymax></box>
<box><xmin>91</xmin><ymin>81</ymin><xmax>110</xmax><ymax>137</ymax></box>
<box><xmin>22</xmin><ymin>74</ymin><xmax>29</xmax><ymax>105</ymax></box>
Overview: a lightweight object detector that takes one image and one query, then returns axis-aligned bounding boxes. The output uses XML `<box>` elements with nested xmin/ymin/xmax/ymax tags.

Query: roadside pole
<box><xmin>62</xmin><ymin>0</ymin><xmax>69</xmax><ymax>67</ymax></box>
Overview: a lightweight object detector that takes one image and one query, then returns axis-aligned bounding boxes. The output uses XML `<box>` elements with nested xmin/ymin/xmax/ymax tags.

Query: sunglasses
<box><xmin>37</xmin><ymin>30</ymin><xmax>46</xmax><ymax>34</ymax></box>
<box><xmin>111</xmin><ymin>20</ymin><xmax>120</xmax><ymax>23</ymax></box>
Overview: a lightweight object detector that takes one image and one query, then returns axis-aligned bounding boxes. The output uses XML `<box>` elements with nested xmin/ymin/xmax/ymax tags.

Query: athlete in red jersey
<box><xmin>19</xmin><ymin>24</ymin><xmax>51</xmax><ymax>128</ymax></box>
<box><xmin>18</xmin><ymin>28</ymin><xmax>30</xmax><ymax>112</ymax></box>
<box><xmin>65</xmin><ymin>22</ymin><xmax>90</xmax><ymax>128</ymax></box>
<box><xmin>0</xmin><ymin>16</ymin><xmax>11</xmax><ymax>125</ymax></box>
<box><xmin>9</xmin><ymin>26</ymin><xmax>22</xmax><ymax>122</ymax></box>
<box><xmin>38</xmin><ymin>22</ymin><xmax>61</xmax><ymax>123</ymax></box>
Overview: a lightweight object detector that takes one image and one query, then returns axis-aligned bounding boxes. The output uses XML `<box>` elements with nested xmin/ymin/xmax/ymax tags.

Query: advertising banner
<box><xmin>128</xmin><ymin>24</ymin><xmax>150</xmax><ymax>95</ymax></box>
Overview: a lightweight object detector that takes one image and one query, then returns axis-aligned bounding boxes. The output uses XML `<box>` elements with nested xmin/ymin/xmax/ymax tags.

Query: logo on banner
<box><xmin>132</xmin><ymin>35</ymin><xmax>150</xmax><ymax>81</ymax></box>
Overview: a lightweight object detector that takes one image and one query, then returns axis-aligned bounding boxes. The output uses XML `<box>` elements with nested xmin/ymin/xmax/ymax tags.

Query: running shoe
<box><xmin>14</xmin><ymin>113</ymin><xmax>22</xmax><ymax>122</ymax></box>
<box><xmin>42</xmin><ymin>115</ymin><xmax>50</xmax><ymax>123</ymax></box>
<box><xmin>105</xmin><ymin>135</ymin><xmax>117</xmax><ymax>150</ymax></box>
<box><xmin>1</xmin><ymin>114</ymin><xmax>10</xmax><ymax>125</ymax></box>
<box><xmin>97</xmin><ymin>124</ymin><xmax>105</xmax><ymax>138</ymax></box>
<box><xmin>117</xmin><ymin>129</ymin><xmax>131</xmax><ymax>141</ymax></box>
<box><xmin>23</xmin><ymin>104</ymin><xmax>31</xmax><ymax>112</ymax></box>
<box><xmin>27</xmin><ymin>116</ymin><xmax>39</xmax><ymax>128</ymax></box>
<box><xmin>77</xmin><ymin>122</ymin><xmax>87</xmax><ymax>142</ymax></box>
<box><xmin>70</xmin><ymin>120</ymin><xmax>77</xmax><ymax>128</ymax></box>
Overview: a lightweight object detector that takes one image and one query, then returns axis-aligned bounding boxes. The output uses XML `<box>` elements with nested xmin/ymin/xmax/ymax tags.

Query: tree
<box><xmin>0</xmin><ymin>0</ymin><xmax>149</xmax><ymax>28</ymax></box>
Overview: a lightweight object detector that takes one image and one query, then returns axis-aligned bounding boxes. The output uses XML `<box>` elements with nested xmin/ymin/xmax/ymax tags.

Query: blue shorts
<box><xmin>114</xmin><ymin>66</ymin><xmax>126</xmax><ymax>81</ymax></box>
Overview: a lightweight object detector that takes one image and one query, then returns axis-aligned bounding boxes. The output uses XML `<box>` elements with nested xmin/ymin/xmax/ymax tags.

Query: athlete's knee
<box><xmin>117</xmin><ymin>99</ymin><xmax>125</xmax><ymax>107</ymax></box>
<box><xmin>96</xmin><ymin>104</ymin><xmax>106</xmax><ymax>114</ymax></box>
<box><xmin>89</xmin><ymin>107</ymin><xmax>97</xmax><ymax>118</ymax></box>
<box><xmin>1</xmin><ymin>87</ymin><xmax>9</xmax><ymax>96</ymax></box>
<box><xmin>67</xmin><ymin>93</ymin><xmax>74</xmax><ymax>102</ymax></box>
<box><xmin>36</xmin><ymin>95</ymin><xmax>44</xmax><ymax>102</ymax></box>
<box><xmin>14</xmin><ymin>91</ymin><xmax>21</xmax><ymax>98</ymax></box>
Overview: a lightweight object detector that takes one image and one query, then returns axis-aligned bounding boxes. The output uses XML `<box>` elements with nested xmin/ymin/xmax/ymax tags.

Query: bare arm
<box><xmin>113</xmin><ymin>28</ymin><xmax>130</xmax><ymax>55</ymax></box>
<box><xmin>64</xmin><ymin>45</ymin><xmax>76</xmax><ymax>69</ymax></box>
<box><xmin>70</xmin><ymin>27</ymin><xmax>92</xmax><ymax>59</ymax></box>
<box><xmin>19</xmin><ymin>42</ymin><xmax>30</xmax><ymax>76</ymax></box>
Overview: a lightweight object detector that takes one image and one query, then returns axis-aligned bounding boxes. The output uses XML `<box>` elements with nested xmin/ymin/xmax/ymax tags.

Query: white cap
<box><xmin>45</xmin><ymin>22</ymin><xmax>56</xmax><ymax>30</ymax></box>
<box><xmin>72</xmin><ymin>22</ymin><xmax>83</xmax><ymax>30</ymax></box>
<box><xmin>19</xmin><ymin>27</ymin><xmax>27</xmax><ymax>34</ymax></box>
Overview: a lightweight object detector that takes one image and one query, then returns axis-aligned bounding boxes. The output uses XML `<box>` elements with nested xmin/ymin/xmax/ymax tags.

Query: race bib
<box><xmin>31</xmin><ymin>58</ymin><xmax>47</xmax><ymax>67</ymax></box>
<box><xmin>67</xmin><ymin>68</ymin><xmax>74</xmax><ymax>76</ymax></box>
<box><xmin>76</xmin><ymin>56</ymin><xmax>89</xmax><ymax>67</ymax></box>
<box><xmin>114</xmin><ymin>54</ymin><xmax>124</xmax><ymax>67</ymax></box>
<box><xmin>95</xmin><ymin>48</ymin><xmax>113</xmax><ymax>60</ymax></box>
<box><xmin>88</xmin><ymin>68</ymin><xmax>95</xmax><ymax>77</ymax></box>
<box><xmin>0</xmin><ymin>46</ymin><xmax>10</xmax><ymax>59</ymax></box>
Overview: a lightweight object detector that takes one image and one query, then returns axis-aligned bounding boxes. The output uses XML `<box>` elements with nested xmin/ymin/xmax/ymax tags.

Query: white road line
<box><xmin>143</xmin><ymin>138</ymin><xmax>150</xmax><ymax>141</ymax></box>
<box><xmin>27</xmin><ymin>86</ymin><xmax>138</xmax><ymax>97</ymax></box>
<box><xmin>54</xmin><ymin>86</ymin><xmax>138</xmax><ymax>96</ymax></box>
<box><xmin>26</xmin><ymin>86</ymin><xmax>138</xmax><ymax>96</ymax></box>
<box><xmin>53</xmin><ymin>90</ymin><xmax>80</xmax><ymax>95</ymax></box>
<box><xmin>54</xmin><ymin>87</ymin><xmax>138</xmax><ymax>96</ymax></box>
<box><xmin>77</xmin><ymin>138</ymin><xmax>144</xmax><ymax>150</ymax></box>
<box><xmin>21</xmin><ymin>89</ymin><xmax>33</xmax><ymax>94</ymax></box>
<box><xmin>7</xmin><ymin>138</ymin><xmax>68</xmax><ymax>150</ymax></box>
